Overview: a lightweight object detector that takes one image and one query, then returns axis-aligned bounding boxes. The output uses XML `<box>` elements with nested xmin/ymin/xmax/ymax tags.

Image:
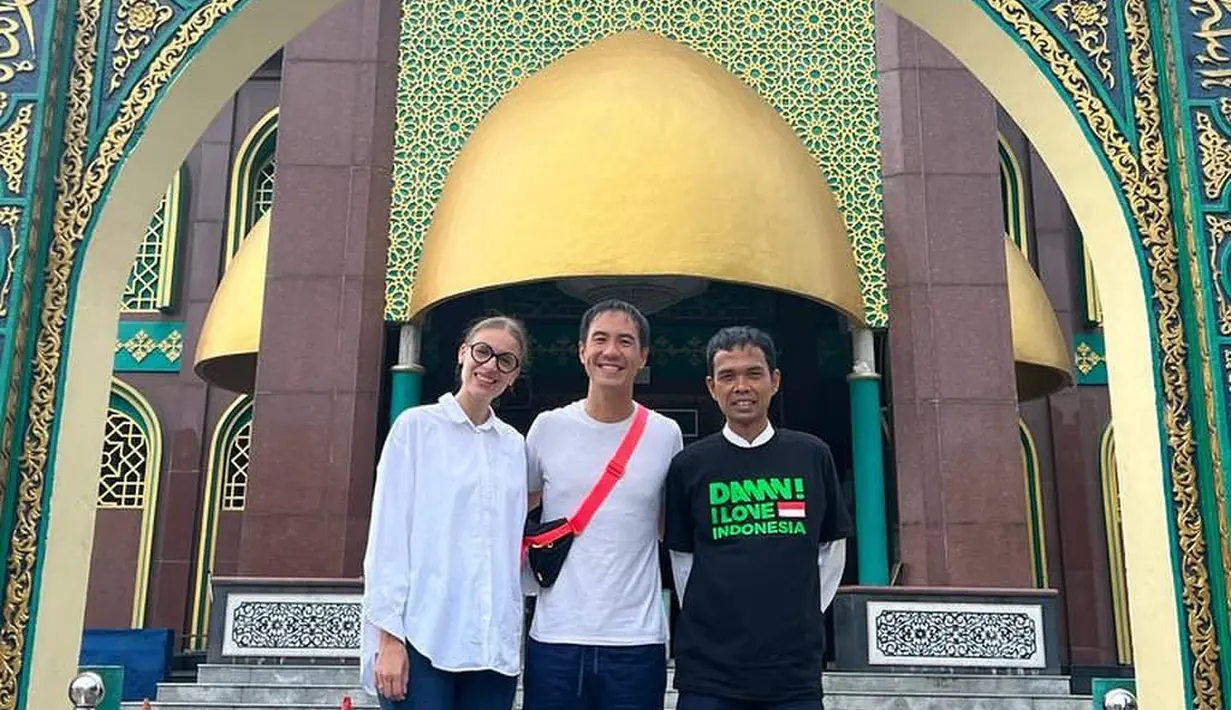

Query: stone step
<box><xmin>131</xmin><ymin>686</ymin><xmax>1092</xmax><ymax>710</ymax></box>
<box><xmin>139</xmin><ymin>665</ymin><xmax>1089</xmax><ymax>710</ymax></box>
<box><xmin>154</xmin><ymin>684</ymin><xmax>378</xmax><ymax>705</ymax></box>
<box><xmin>821</xmin><ymin>697</ymin><xmax>1090</xmax><ymax>710</ymax></box>
<box><xmin>198</xmin><ymin>665</ymin><xmax>359</xmax><ymax>685</ymax></box>
<box><xmin>124</xmin><ymin>692</ymin><xmax>1092</xmax><ymax>710</ymax></box>
<box><xmin>194</xmin><ymin>664</ymin><xmax>1074</xmax><ymax>696</ymax></box>
<box><xmin>830</xmin><ymin>673</ymin><xmax>1073</xmax><ymax>696</ymax></box>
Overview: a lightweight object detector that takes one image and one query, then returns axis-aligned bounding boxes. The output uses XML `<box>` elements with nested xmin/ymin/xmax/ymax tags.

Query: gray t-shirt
<box><xmin>526</xmin><ymin>399</ymin><xmax>684</xmax><ymax>646</ymax></box>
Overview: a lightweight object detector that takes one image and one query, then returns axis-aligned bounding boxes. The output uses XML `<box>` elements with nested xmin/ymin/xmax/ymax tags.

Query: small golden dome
<box><xmin>193</xmin><ymin>212</ymin><xmax>268</xmax><ymax>393</ymax></box>
<box><xmin>1007</xmin><ymin>238</ymin><xmax>1075</xmax><ymax>401</ymax></box>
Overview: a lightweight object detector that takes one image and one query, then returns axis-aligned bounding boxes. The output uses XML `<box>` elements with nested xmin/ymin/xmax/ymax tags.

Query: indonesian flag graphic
<box><xmin>777</xmin><ymin>501</ymin><xmax>806</xmax><ymax>519</ymax></box>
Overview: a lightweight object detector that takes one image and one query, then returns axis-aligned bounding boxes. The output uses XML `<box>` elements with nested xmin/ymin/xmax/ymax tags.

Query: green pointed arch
<box><xmin>1019</xmin><ymin>419</ymin><xmax>1047</xmax><ymax>588</ymax></box>
<box><xmin>225</xmin><ymin>106</ymin><xmax>278</xmax><ymax>265</ymax></box>
<box><xmin>1101</xmin><ymin>424</ymin><xmax>1133</xmax><ymax>665</ymax></box>
<box><xmin>120</xmin><ymin>166</ymin><xmax>186</xmax><ymax>313</ymax></box>
<box><xmin>99</xmin><ymin>378</ymin><xmax>163</xmax><ymax>628</ymax></box>
<box><xmin>188</xmin><ymin>394</ymin><xmax>252</xmax><ymax>649</ymax></box>
<box><xmin>998</xmin><ymin>134</ymin><xmax>1031</xmax><ymax>260</ymax></box>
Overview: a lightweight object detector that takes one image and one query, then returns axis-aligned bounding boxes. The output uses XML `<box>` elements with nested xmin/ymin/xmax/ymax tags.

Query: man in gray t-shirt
<box><xmin>524</xmin><ymin>299</ymin><xmax>683</xmax><ymax>710</ymax></box>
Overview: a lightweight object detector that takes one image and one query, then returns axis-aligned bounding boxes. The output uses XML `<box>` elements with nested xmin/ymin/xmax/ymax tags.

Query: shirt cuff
<box><xmin>363</xmin><ymin>603</ymin><xmax>406</xmax><ymax>641</ymax></box>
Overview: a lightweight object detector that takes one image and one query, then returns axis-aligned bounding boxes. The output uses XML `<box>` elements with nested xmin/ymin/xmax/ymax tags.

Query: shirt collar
<box><xmin>722</xmin><ymin>421</ymin><xmax>775</xmax><ymax>448</ymax></box>
<box><xmin>439</xmin><ymin>392</ymin><xmax>496</xmax><ymax>431</ymax></box>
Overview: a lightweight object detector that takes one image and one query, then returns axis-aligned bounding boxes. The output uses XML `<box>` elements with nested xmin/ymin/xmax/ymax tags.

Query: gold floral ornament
<box><xmin>1197</xmin><ymin>109</ymin><xmax>1231</xmax><ymax>202</ymax></box>
<box><xmin>1208</xmin><ymin>214</ymin><xmax>1231</xmax><ymax>336</ymax></box>
<box><xmin>1050</xmin><ymin>0</ymin><xmax>1115</xmax><ymax>89</ymax></box>
<box><xmin>0</xmin><ymin>205</ymin><xmax>18</xmax><ymax>318</ymax></box>
<box><xmin>0</xmin><ymin>99</ymin><xmax>32</xmax><ymax>194</ymax></box>
<box><xmin>109</xmin><ymin>0</ymin><xmax>175</xmax><ymax>94</ymax></box>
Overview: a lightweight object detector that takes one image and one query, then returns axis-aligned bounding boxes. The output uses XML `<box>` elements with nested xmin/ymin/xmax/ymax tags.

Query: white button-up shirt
<box><xmin>360</xmin><ymin>393</ymin><xmax>528</xmax><ymax>694</ymax></box>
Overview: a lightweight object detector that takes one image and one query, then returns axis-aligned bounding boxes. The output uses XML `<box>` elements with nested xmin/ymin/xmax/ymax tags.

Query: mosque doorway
<box><xmin>418</xmin><ymin>281</ymin><xmax>859</xmax><ymax>499</ymax></box>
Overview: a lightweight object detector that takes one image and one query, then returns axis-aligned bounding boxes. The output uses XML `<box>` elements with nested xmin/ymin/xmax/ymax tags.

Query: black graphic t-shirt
<box><xmin>663</xmin><ymin>429</ymin><xmax>853</xmax><ymax>702</ymax></box>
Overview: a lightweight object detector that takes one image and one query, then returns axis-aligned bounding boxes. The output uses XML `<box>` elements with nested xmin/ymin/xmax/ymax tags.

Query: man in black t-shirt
<box><xmin>664</xmin><ymin>326</ymin><xmax>853</xmax><ymax>710</ymax></box>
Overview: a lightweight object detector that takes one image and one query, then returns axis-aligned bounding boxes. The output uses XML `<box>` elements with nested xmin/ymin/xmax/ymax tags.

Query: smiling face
<box><xmin>578</xmin><ymin>310</ymin><xmax>648</xmax><ymax>391</ymax></box>
<box><xmin>457</xmin><ymin>326</ymin><xmax>522</xmax><ymax>403</ymax></box>
<box><xmin>707</xmin><ymin>343</ymin><xmax>780</xmax><ymax>431</ymax></box>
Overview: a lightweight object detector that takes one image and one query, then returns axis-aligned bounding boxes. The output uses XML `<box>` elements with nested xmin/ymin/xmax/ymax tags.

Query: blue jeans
<box><xmin>378</xmin><ymin>644</ymin><xmax>518</xmax><ymax>710</ymax></box>
<box><xmin>522</xmin><ymin>639</ymin><xmax>667</xmax><ymax>710</ymax></box>
<box><xmin>676</xmin><ymin>693</ymin><xmax>823</xmax><ymax>710</ymax></box>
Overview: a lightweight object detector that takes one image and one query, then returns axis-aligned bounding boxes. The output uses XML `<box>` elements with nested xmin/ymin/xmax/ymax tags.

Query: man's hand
<box><xmin>375</xmin><ymin>630</ymin><xmax>410</xmax><ymax>701</ymax></box>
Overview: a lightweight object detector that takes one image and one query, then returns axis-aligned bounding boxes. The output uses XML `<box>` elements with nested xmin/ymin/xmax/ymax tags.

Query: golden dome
<box><xmin>408</xmin><ymin>30</ymin><xmax>865</xmax><ymax>323</ymax></box>
<box><xmin>193</xmin><ymin>212</ymin><xmax>268</xmax><ymax>393</ymax></box>
<box><xmin>1007</xmin><ymin>238</ymin><xmax>1074</xmax><ymax>401</ymax></box>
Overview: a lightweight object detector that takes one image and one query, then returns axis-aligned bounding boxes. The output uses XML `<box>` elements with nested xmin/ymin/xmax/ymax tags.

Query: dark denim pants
<box><xmin>522</xmin><ymin>639</ymin><xmax>667</xmax><ymax>710</ymax></box>
<box><xmin>378</xmin><ymin>644</ymin><xmax>518</xmax><ymax>710</ymax></box>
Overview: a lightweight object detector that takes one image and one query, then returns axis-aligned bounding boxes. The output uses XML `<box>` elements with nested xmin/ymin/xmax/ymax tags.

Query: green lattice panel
<box><xmin>388</xmin><ymin>0</ymin><xmax>885</xmax><ymax>327</ymax></box>
<box><xmin>120</xmin><ymin>195</ymin><xmax>168</xmax><ymax>312</ymax></box>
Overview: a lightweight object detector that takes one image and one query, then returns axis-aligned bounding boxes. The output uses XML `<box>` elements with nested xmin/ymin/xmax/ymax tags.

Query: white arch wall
<box><xmin>29</xmin><ymin>2</ymin><xmax>347</xmax><ymax>706</ymax></box>
<box><xmin>882</xmin><ymin>1</ymin><xmax>1180</xmax><ymax>705</ymax></box>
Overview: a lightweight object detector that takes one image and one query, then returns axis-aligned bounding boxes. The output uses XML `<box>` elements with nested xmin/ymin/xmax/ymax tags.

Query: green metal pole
<box><xmin>389</xmin><ymin>364</ymin><xmax>423</xmax><ymax>422</ymax></box>
<box><xmin>849</xmin><ymin>327</ymin><xmax>889</xmax><ymax>585</ymax></box>
<box><xmin>389</xmin><ymin>324</ymin><xmax>424</xmax><ymax>424</ymax></box>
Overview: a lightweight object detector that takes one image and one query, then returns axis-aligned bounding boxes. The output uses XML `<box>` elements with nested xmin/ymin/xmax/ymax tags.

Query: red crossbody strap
<box><xmin>523</xmin><ymin>405</ymin><xmax>650</xmax><ymax>550</ymax></box>
<box><xmin>568</xmin><ymin>404</ymin><xmax>649</xmax><ymax>534</ymax></box>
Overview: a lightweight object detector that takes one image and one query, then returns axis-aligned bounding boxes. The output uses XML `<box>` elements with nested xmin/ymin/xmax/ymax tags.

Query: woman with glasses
<box><xmin>361</xmin><ymin>315</ymin><xmax>531</xmax><ymax>710</ymax></box>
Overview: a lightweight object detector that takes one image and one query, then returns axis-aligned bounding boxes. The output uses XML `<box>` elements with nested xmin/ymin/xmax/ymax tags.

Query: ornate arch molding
<box><xmin>949</xmin><ymin>1</ymin><xmax>1228</xmax><ymax>705</ymax></box>
<box><xmin>100</xmin><ymin>377</ymin><xmax>163</xmax><ymax>629</ymax></box>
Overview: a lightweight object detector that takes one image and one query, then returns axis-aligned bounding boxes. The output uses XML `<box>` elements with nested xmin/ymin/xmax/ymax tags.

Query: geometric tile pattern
<box><xmin>97</xmin><ymin>407</ymin><xmax>149</xmax><ymax>509</ymax></box>
<box><xmin>220</xmin><ymin>417</ymin><xmax>250</xmax><ymax>511</ymax></box>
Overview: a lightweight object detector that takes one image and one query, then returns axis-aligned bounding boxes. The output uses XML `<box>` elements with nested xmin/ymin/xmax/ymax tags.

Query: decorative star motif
<box><xmin>117</xmin><ymin>330</ymin><xmax>156</xmax><ymax>362</ymax></box>
<box><xmin>157</xmin><ymin>329</ymin><xmax>183</xmax><ymax>362</ymax></box>
<box><xmin>1075</xmin><ymin>342</ymin><xmax>1105</xmax><ymax>375</ymax></box>
<box><xmin>116</xmin><ymin>328</ymin><xmax>183</xmax><ymax>363</ymax></box>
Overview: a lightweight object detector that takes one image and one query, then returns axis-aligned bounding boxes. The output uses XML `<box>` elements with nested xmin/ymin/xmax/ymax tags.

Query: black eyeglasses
<box><xmin>470</xmin><ymin>342</ymin><xmax>521</xmax><ymax>373</ymax></box>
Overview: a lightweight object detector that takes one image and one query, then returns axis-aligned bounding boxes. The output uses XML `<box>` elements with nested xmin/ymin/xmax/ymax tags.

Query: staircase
<box><xmin>121</xmin><ymin>664</ymin><xmax>1092</xmax><ymax>710</ymax></box>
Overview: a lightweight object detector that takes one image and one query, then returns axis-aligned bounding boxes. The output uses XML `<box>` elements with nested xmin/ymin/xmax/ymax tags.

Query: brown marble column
<box><xmin>879</xmin><ymin>8</ymin><xmax>1032</xmax><ymax>587</ymax></box>
<box><xmin>238</xmin><ymin>0</ymin><xmax>397</xmax><ymax>578</ymax></box>
<box><xmin>143</xmin><ymin>98</ymin><xmax>240</xmax><ymax>636</ymax></box>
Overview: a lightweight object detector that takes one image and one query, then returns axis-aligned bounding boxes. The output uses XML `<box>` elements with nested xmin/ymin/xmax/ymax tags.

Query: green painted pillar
<box><xmin>848</xmin><ymin>327</ymin><xmax>889</xmax><ymax>586</ymax></box>
<box><xmin>389</xmin><ymin>364</ymin><xmax>423</xmax><ymax>421</ymax></box>
<box><xmin>389</xmin><ymin>324</ymin><xmax>424</xmax><ymax>423</ymax></box>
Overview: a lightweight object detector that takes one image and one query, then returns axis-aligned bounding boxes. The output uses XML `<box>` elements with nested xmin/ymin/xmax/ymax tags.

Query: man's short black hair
<box><xmin>706</xmin><ymin>326</ymin><xmax>778</xmax><ymax>376</ymax></box>
<box><xmin>579</xmin><ymin>299</ymin><xmax>650</xmax><ymax>348</ymax></box>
